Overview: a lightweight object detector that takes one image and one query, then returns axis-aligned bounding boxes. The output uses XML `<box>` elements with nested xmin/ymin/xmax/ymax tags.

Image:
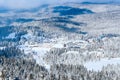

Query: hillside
<box><xmin>0</xmin><ymin>3</ymin><xmax>120</xmax><ymax>80</ymax></box>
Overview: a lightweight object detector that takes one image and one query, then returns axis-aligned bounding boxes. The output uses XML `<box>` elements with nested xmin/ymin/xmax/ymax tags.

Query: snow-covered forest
<box><xmin>0</xmin><ymin>2</ymin><xmax>120</xmax><ymax>80</ymax></box>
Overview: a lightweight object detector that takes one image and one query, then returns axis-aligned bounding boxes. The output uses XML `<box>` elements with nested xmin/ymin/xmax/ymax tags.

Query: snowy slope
<box><xmin>0</xmin><ymin>3</ymin><xmax>120</xmax><ymax>72</ymax></box>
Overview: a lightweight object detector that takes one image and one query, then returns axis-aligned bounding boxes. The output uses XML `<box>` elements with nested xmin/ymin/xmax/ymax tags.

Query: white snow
<box><xmin>6</xmin><ymin>33</ymin><xmax>15</xmax><ymax>39</ymax></box>
<box><xmin>84</xmin><ymin>58</ymin><xmax>120</xmax><ymax>71</ymax></box>
<box><xmin>64</xmin><ymin>51</ymin><xmax>79</xmax><ymax>55</ymax></box>
<box><xmin>18</xmin><ymin>42</ymin><xmax>52</xmax><ymax>70</ymax></box>
<box><xmin>21</xmin><ymin>33</ymin><xmax>34</xmax><ymax>40</ymax></box>
<box><xmin>53</xmin><ymin>43</ymin><xmax>64</xmax><ymax>48</ymax></box>
<box><xmin>0</xmin><ymin>47</ymin><xmax>5</xmax><ymax>50</ymax></box>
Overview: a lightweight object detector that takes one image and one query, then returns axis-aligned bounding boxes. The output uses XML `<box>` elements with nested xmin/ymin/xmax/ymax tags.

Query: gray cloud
<box><xmin>0</xmin><ymin>0</ymin><xmax>119</xmax><ymax>9</ymax></box>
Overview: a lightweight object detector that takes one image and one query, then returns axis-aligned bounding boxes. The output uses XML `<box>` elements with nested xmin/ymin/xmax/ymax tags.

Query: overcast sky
<box><xmin>0</xmin><ymin>0</ymin><xmax>119</xmax><ymax>9</ymax></box>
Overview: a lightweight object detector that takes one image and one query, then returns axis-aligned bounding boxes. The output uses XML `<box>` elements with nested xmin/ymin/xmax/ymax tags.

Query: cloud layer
<box><xmin>0</xmin><ymin>0</ymin><xmax>119</xmax><ymax>9</ymax></box>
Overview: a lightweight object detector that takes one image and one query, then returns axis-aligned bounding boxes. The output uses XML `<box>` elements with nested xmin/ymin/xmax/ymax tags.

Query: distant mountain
<box><xmin>53</xmin><ymin>6</ymin><xmax>94</xmax><ymax>16</ymax></box>
<box><xmin>81</xmin><ymin>1</ymin><xmax>119</xmax><ymax>4</ymax></box>
<box><xmin>0</xmin><ymin>4</ymin><xmax>49</xmax><ymax>13</ymax></box>
<box><xmin>0</xmin><ymin>7</ymin><xmax>10</xmax><ymax>13</ymax></box>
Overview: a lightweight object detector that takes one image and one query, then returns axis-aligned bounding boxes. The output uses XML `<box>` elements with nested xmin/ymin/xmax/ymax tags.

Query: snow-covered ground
<box><xmin>84</xmin><ymin>58</ymin><xmax>120</xmax><ymax>71</ymax></box>
<box><xmin>0</xmin><ymin>3</ymin><xmax>120</xmax><ymax>73</ymax></box>
<box><xmin>0</xmin><ymin>47</ymin><xmax>5</xmax><ymax>50</ymax></box>
<box><xmin>6</xmin><ymin>32</ymin><xmax>16</xmax><ymax>39</ymax></box>
<box><xmin>18</xmin><ymin>35</ymin><xmax>120</xmax><ymax>71</ymax></box>
<box><xmin>18</xmin><ymin>38</ymin><xmax>66</xmax><ymax>69</ymax></box>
